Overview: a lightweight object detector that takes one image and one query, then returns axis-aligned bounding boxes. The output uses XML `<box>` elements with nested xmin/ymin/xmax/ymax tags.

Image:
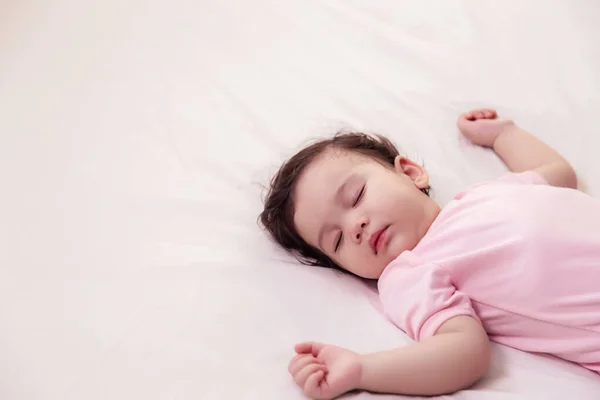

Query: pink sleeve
<box><xmin>497</xmin><ymin>170</ymin><xmax>549</xmax><ymax>185</ymax></box>
<box><xmin>378</xmin><ymin>259</ymin><xmax>478</xmax><ymax>341</ymax></box>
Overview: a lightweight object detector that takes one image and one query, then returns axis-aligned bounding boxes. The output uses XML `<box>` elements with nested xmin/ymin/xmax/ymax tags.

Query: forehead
<box><xmin>298</xmin><ymin>149</ymin><xmax>361</xmax><ymax>190</ymax></box>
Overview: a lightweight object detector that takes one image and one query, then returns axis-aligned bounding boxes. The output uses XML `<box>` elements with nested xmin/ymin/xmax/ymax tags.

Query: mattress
<box><xmin>2</xmin><ymin>0</ymin><xmax>600</xmax><ymax>399</ymax></box>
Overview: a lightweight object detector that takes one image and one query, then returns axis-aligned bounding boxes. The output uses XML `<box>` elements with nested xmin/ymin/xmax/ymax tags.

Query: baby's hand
<box><xmin>457</xmin><ymin>108</ymin><xmax>515</xmax><ymax>147</ymax></box>
<box><xmin>288</xmin><ymin>342</ymin><xmax>362</xmax><ymax>400</ymax></box>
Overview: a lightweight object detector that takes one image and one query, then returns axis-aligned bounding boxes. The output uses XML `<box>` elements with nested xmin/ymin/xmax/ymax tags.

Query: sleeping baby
<box><xmin>260</xmin><ymin>109</ymin><xmax>599</xmax><ymax>399</ymax></box>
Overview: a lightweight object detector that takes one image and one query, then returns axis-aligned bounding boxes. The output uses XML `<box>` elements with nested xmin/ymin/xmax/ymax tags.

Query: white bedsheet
<box><xmin>2</xmin><ymin>0</ymin><xmax>600</xmax><ymax>399</ymax></box>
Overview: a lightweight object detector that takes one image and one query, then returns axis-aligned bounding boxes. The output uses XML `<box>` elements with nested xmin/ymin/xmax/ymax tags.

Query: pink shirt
<box><xmin>378</xmin><ymin>171</ymin><xmax>600</xmax><ymax>373</ymax></box>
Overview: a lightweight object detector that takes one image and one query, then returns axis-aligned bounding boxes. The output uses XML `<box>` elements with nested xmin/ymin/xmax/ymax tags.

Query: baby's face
<box><xmin>293</xmin><ymin>149</ymin><xmax>440</xmax><ymax>279</ymax></box>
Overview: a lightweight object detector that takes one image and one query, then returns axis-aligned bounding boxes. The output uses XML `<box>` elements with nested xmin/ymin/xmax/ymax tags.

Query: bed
<box><xmin>2</xmin><ymin>0</ymin><xmax>600</xmax><ymax>399</ymax></box>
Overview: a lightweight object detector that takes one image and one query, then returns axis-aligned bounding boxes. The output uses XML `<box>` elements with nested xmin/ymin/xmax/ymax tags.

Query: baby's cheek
<box><xmin>342</xmin><ymin>251</ymin><xmax>368</xmax><ymax>276</ymax></box>
<box><xmin>387</xmin><ymin>233</ymin><xmax>408</xmax><ymax>260</ymax></box>
<box><xmin>357</xmin><ymin>255</ymin><xmax>374</xmax><ymax>276</ymax></box>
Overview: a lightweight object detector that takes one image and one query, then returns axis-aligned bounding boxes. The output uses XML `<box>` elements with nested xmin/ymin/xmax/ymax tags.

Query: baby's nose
<box><xmin>354</xmin><ymin>222</ymin><xmax>367</xmax><ymax>241</ymax></box>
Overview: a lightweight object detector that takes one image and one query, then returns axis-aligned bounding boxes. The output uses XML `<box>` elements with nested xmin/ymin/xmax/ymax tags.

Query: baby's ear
<box><xmin>394</xmin><ymin>156</ymin><xmax>430</xmax><ymax>189</ymax></box>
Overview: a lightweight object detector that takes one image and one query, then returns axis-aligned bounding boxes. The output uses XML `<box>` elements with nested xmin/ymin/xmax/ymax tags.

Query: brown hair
<box><xmin>259</xmin><ymin>131</ymin><xmax>429</xmax><ymax>270</ymax></box>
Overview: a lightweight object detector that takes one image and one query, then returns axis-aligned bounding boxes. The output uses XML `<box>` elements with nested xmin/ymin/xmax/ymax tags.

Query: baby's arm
<box><xmin>493</xmin><ymin>125</ymin><xmax>576</xmax><ymax>188</ymax></box>
<box><xmin>289</xmin><ymin>316</ymin><xmax>490</xmax><ymax>399</ymax></box>
<box><xmin>359</xmin><ymin>316</ymin><xmax>489</xmax><ymax>396</ymax></box>
<box><xmin>458</xmin><ymin>109</ymin><xmax>577</xmax><ymax>189</ymax></box>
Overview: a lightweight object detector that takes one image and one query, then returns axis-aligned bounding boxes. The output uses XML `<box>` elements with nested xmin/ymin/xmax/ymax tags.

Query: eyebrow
<box><xmin>316</xmin><ymin>174</ymin><xmax>355</xmax><ymax>251</ymax></box>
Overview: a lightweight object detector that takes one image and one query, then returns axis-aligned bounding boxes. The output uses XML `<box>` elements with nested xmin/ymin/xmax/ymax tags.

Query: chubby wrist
<box><xmin>355</xmin><ymin>354</ymin><xmax>369</xmax><ymax>390</ymax></box>
<box><xmin>491</xmin><ymin>121</ymin><xmax>518</xmax><ymax>148</ymax></box>
<box><xmin>355</xmin><ymin>352</ymin><xmax>387</xmax><ymax>392</ymax></box>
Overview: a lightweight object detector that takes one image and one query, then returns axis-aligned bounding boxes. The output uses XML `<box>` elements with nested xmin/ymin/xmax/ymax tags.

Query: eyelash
<box><xmin>353</xmin><ymin>185</ymin><xmax>365</xmax><ymax>206</ymax></box>
<box><xmin>334</xmin><ymin>185</ymin><xmax>366</xmax><ymax>252</ymax></box>
<box><xmin>334</xmin><ymin>233</ymin><xmax>342</xmax><ymax>252</ymax></box>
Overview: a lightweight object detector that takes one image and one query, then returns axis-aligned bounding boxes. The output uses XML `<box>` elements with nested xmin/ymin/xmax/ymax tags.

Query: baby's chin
<box><xmin>383</xmin><ymin>235</ymin><xmax>409</xmax><ymax>265</ymax></box>
<box><xmin>374</xmin><ymin>237</ymin><xmax>422</xmax><ymax>278</ymax></box>
<box><xmin>373</xmin><ymin>256</ymin><xmax>397</xmax><ymax>279</ymax></box>
<box><xmin>370</xmin><ymin>254</ymin><xmax>401</xmax><ymax>279</ymax></box>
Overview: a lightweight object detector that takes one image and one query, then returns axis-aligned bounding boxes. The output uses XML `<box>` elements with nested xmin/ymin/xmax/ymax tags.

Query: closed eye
<box><xmin>334</xmin><ymin>185</ymin><xmax>364</xmax><ymax>253</ymax></box>
<box><xmin>334</xmin><ymin>232</ymin><xmax>342</xmax><ymax>252</ymax></box>
<box><xmin>353</xmin><ymin>185</ymin><xmax>366</xmax><ymax>207</ymax></box>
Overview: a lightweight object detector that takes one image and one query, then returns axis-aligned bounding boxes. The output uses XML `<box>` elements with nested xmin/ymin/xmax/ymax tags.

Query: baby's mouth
<box><xmin>369</xmin><ymin>225</ymin><xmax>389</xmax><ymax>255</ymax></box>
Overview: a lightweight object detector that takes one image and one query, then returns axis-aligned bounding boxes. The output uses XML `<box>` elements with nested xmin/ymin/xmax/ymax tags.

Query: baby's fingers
<box><xmin>304</xmin><ymin>369</ymin><xmax>326</xmax><ymax>399</ymax></box>
<box><xmin>294</xmin><ymin>363</ymin><xmax>327</xmax><ymax>390</ymax></box>
<box><xmin>483</xmin><ymin>109</ymin><xmax>497</xmax><ymax>118</ymax></box>
<box><xmin>289</xmin><ymin>354</ymin><xmax>322</xmax><ymax>375</ymax></box>
<box><xmin>295</xmin><ymin>341</ymin><xmax>326</xmax><ymax>357</ymax></box>
<box><xmin>461</xmin><ymin>108</ymin><xmax>497</xmax><ymax>121</ymax></box>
